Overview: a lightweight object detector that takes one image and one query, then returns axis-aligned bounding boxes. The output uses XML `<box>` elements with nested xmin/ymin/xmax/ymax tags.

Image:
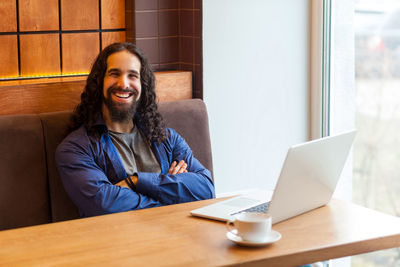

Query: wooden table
<box><xmin>1</xmin><ymin>198</ymin><xmax>400</xmax><ymax>266</ymax></box>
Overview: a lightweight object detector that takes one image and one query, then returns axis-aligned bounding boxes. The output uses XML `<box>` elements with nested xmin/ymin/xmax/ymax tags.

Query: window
<box><xmin>352</xmin><ymin>0</ymin><xmax>400</xmax><ymax>266</ymax></box>
<box><xmin>315</xmin><ymin>0</ymin><xmax>400</xmax><ymax>266</ymax></box>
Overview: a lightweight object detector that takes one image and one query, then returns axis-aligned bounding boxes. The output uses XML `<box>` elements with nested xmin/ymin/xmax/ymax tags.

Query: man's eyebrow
<box><xmin>128</xmin><ymin>69</ymin><xmax>140</xmax><ymax>75</ymax></box>
<box><xmin>107</xmin><ymin>68</ymin><xmax>121</xmax><ymax>73</ymax></box>
<box><xmin>107</xmin><ymin>68</ymin><xmax>139</xmax><ymax>75</ymax></box>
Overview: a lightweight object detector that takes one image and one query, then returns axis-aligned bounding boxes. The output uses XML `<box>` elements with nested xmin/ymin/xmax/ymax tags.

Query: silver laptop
<box><xmin>191</xmin><ymin>130</ymin><xmax>356</xmax><ymax>224</ymax></box>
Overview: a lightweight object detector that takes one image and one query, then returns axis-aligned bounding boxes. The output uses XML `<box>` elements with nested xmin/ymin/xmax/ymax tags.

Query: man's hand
<box><xmin>115</xmin><ymin>175</ymin><xmax>138</xmax><ymax>189</ymax></box>
<box><xmin>115</xmin><ymin>161</ymin><xmax>186</xmax><ymax>189</ymax></box>
<box><xmin>168</xmin><ymin>160</ymin><xmax>188</xmax><ymax>175</ymax></box>
<box><xmin>115</xmin><ymin>179</ymin><xmax>129</xmax><ymax>188</ymax></box>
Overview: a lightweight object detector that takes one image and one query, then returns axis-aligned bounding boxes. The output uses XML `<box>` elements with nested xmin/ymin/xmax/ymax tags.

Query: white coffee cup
<box><xmin>226</xmin><ymin>212</ymin><xmax>272</xmax><ymax>242</ymax></box>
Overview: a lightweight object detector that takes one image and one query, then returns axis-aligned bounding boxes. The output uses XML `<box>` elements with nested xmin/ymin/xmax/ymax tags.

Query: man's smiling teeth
<box><xmin>114</xmin><ymin>92</ymin><xmax>132</xmax><ymax>98</ymax></box>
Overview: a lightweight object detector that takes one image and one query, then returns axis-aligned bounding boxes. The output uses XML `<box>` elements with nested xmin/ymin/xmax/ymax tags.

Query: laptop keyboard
<box><xmin>231</xmin><ymin>201</ymin><xmax>270</xmax><ymax>216</ymax></box>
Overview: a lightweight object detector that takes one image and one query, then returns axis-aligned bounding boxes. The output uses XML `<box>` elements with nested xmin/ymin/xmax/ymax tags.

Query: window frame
<box><xmin>310</xmin><ymin>0</ymin><xmax>332</xmax><ymax>139</ymax></box>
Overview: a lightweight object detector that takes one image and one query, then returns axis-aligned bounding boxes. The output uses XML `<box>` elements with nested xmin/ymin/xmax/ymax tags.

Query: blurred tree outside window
<box><xmin>353</xmin><ymin>0</ymin><xmax>400</xmax><ymax>266</ymax></box>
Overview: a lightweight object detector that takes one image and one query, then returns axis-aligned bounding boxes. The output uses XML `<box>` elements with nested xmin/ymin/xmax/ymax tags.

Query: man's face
<box><xmin>103</xmin><ymin>50</ymin><xmax>142</xmax><ymax>122</ymax></box>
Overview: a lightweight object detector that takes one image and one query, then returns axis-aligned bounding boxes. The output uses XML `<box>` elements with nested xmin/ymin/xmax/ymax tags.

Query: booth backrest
<box><xmin>40</xmin><ymin>111</ymin><xmax>80</xmax><ymax>222</ymax></box>
<box><xmin>159</xmin><ymin>99</ymin><xmax>213</xmax><ymax>176</ymax></box>
<box><xmin>0</xmin><ymin>115</ymin><xmax>51</xmax><ymax>230</ymax></box>
<box><xmin>0</xmin><ymin>99</ymin><xmax>213</xmax><ymax>230</ymax></box>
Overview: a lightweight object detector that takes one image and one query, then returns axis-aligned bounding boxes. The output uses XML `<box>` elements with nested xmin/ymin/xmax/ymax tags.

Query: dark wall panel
<box><xmin>128</xmin><ymin>0</ymin><xmax>203</xmax><ymax>98</ymax></box>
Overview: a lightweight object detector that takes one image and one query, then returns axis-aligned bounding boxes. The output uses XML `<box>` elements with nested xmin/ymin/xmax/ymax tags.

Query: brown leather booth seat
<box><xmin>0</xmin><ymin>115</ymin><xmax>51</xmax><ymax>229</ymax></box>
<box><xmin>0</xmin><ymin>99</ymin><xmax>213</xmax><ymax>230</ymax></box>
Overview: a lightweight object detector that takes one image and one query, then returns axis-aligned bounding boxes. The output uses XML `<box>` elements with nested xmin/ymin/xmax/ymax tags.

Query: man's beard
<box><xmin>103</xmin><ymin>85</ymin><xmax>139</xmax><ymax>123</ymax></box>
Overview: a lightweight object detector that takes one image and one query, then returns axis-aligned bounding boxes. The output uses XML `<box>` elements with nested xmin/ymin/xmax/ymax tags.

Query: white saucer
<box><xmin>226</xmin><ymin>230</ymin><xmax>282</xmax><ymax>247</ymax></box>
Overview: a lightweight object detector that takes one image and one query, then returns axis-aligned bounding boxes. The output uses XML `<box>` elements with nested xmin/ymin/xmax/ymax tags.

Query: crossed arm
<box><xmin>115</xmin><ymin>160</ymin><xmax>188</xmax><ymax>188</ymax></box>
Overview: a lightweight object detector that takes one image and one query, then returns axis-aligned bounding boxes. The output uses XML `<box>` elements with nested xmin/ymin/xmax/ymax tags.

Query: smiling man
<box><xmin>56</xmin><ymin>42</ymin><xmax>215</xmax><ymax>217</ymax></box>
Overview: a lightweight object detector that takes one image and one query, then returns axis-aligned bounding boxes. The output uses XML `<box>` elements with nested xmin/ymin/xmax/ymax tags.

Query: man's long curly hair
<box><xmin>68</xmin><ymin>42</ymin><xmax>166</xmax><ymax>144</ymax></box>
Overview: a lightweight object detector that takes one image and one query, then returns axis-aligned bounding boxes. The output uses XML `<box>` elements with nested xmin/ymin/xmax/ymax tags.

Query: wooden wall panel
<box><xmin>0</xmin><ymin>80</ymin><xmax>85</xmax><ymax>115</ymax></box>
<box><xmin>1</xmin><ymin>0</ymin><xmax>129</xmax><ymax>80</ymax></box>
<box><xmin>20</xmin><ymin>34</ymin><xmax>60</xmax><ymax>76</ymax></box>
<box><xmin>155</xmin><ymin>71</ymin><xmax>192</xmax><ymax>101</ymax></box>
<box><xmin>101</xmin><ymin>0</ymin><xmax>125</xmax><ymax>29</ymax></box>
<box><xmin>0</xmin><ymin>36</ymin><xmax>18</xmax><ymax>77</ymax></box>
<box><xmin>19</xmin><ymin>0</ymin><xmax>59</xmax><ymax>31</ymax></box>
<box><xmin>0</xmin><ymin>71</ymin><xmax>192</xmax><ymax>115</ymax></box>
<box><xmin>61</xmin><ymin>0</ymin><xmax>99</xmax><ymax>30</ymax></box>
<box><xmin>0</xmin><ymin>0</ymin><xmax>17</xmax><ymax>32</ymax></box>
<box><xmin>101</xmin><ymin>31</ymin><xmax>126</xmax><ymax>48</ymax></box>
<box><xmin>62</xmin><ymin>33</ymin><xmax>99</xmax><ymax>74</ymax></box>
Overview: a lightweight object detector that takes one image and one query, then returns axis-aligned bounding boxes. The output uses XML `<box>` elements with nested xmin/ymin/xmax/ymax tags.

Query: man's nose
<box><xmin>117</xmin><ymin>75</ymin><xmax>129</xmax><ymax>89</ymax></box>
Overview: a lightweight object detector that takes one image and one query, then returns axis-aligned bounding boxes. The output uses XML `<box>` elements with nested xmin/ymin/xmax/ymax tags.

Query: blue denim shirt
<box><xmin>55</xmin><ymin>115</ymin><xmax>215</xmax><ymax>217</ymax></box>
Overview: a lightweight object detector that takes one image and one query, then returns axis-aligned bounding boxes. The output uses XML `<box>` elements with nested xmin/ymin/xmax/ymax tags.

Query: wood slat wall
<box><xmin>19</xmin><ymin>34</ymin><xmax>60</xmax><ymax>76</ymax></box>
<box><xmin>0</xmin><ymin>0</ymin><xmax>17</xmax><ymax>32</ymax></box>
<box><xmin>101</xmin><ymin>0</ymin><xmax>125</xmax><ymax>29</ymax></box>
<box><xmin>62</xmin><ymin>33</ymin><xmax>100</xmax><ymax>74</ymax></box>
<box><xmin>61</xmin><ymin>0</ymin><xmax>99</xmax><ymax>30</ymax></box>
<box><xmin>102</xmin><ymin>32</ymin><xmax>126</xmax><ymax>49</ymax></box>
<box><xmin>0</xmin><ymin>35</ymin><xmax>18</xmax><ymax>77</ymax></box>
<box><xmin>0</xmin><ymin>71</ymin><xmax>192</xmax><ymax>115</ymax></box>
<box><xmin>19</xmin><ymin>0</ymin><xmax>59</xmax><ymax>31</ymax></box>
<box><xmin>0</xmin><ymin>0</ymin><xmax>125</xmax><ymax>79</ymax></box>
<box><xmin>0</xmin><ymin>2</ymin><xmax>200</xmax><ymax>117</ymax></box>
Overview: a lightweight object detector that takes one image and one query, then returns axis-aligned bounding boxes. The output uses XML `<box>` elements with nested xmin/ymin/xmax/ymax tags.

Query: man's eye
<box><xmin>109</xmin><ymin>72</ymin><xmax>119</xmax><ymax>77</ymax></box>
<box><xmin>129</xmin><ymin>74</ymin><xmax>139</xmax><ymax>79</ymax></box>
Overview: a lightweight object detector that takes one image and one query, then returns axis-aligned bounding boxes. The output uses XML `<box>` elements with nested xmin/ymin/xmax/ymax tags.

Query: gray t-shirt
<box><xmin>108</xmin><ymin>127</ymin><xmax>161</xmax><ymax>176</ymax></box>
